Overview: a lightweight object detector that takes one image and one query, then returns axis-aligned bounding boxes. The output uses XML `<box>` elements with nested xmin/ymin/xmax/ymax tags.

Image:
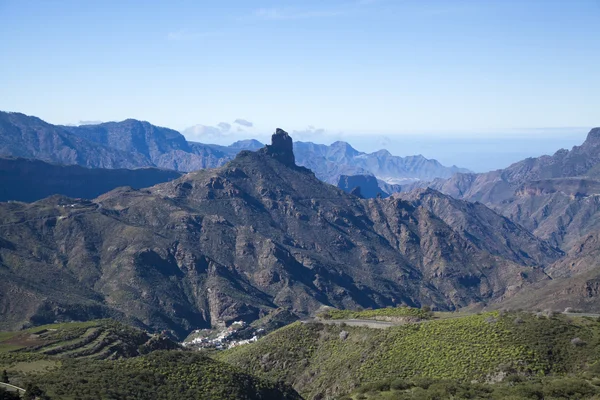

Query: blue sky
<box><xmin>0</xmin><ymin>0</ymin><xmax>598</xmax><ymax>171</ymax></box>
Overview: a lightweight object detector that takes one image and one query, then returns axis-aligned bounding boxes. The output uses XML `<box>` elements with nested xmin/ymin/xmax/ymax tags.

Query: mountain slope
<box><xmin>412</xmin><ymin>128</ymin><xmax>600</xmax><ymax>251</ymax></box>
<box><xmin>0</xmin><ymin>130</ymin><xmax>559</xmax><ymax>338</ymax></box>
<box><xmin>218</xmin><ymin>312</ymin><xmax>600</xmax><ymax>399</ymax></box>
<box><xmin>496</xmin><ymin>230</ymin><xmax>600</xmax><ymax>311</ymax></box>
<box><xmin>0</xmin><ymin>157</ymin><xmax>181</xmax><ymax>202</ymax></box>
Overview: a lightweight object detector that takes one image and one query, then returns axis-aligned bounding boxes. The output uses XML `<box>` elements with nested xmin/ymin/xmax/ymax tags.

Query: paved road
<box><xmin>304</xmin><ymin>319</ymin><xmax>399</xmax><ymax>329</ymax></box>
<box><xmin>305</xmin><ymin>312</ymin><xmax>600</xmax><ymax>331</ymax></box>
<box><xmin>0</xmin><ymin>382</ymin><xmax>26</xmax><ymax>394</ymax></box>
<box><xmin>564</xmin><ymin>312</ymin><xmax>600</xmax><ymax>318</ymax></box>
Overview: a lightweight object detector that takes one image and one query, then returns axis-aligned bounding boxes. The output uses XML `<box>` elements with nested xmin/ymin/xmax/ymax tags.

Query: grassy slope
<box><xmin>344</xmin><ymin>374</ymin><xmax>600</xmax><ymax>400</ymax></box>
<box><xmin>30</xmin><ymin>351</ymin><xmax>301</xmax><ymax>400</ymax></box>
<box><xmin>0</xmin><ymin>320</ymin><xmax>300</xmax><ymax>400</ymax></box>
<box><xmin>0</xmin><ymin>320</ymin><xmax>166</xmax><ymax>365</ymax></box>
<box><xmin>218</xmin><ymin>312</ymin><xmax>600</xmax><ymax>399</ymax></box>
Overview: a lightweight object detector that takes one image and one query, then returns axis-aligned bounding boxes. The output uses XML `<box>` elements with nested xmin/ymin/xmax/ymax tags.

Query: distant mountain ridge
<box><xmin>0</xmin><ymin>111</ymin><xmax>468</xmax><ymax>185</ymax></box>
<box><xmin>293</xmin><ymin>140</ymin><xmax>469</xmax><ymax>185</ymax></box>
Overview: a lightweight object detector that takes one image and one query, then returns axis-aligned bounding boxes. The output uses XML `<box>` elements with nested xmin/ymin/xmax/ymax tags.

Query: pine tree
<box><xmin>0</xmin><ymin>370</ymin><xmax>7</xmax><ymax>384</ymax></box>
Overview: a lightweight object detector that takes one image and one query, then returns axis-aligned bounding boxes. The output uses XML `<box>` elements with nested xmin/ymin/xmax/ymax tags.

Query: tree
<box><xmin>0</xmin><ymin>388</ymin><xmax>21</xmax><ymax>400</ymax></box>
<box><xmin>0</xmin><ymin>370</ymin><xmax>7</xmax><ymax>384</ymax></box>
<box><xmin>23</xmin><ymin>383</ymin><xmax>51</xmax><ymax>400</ymax></box>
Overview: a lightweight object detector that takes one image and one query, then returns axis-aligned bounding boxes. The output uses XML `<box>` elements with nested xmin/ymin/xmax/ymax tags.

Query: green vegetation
<box><xmin>28</xmin><ymin>351</ymin><xmax>300</xmax><ymax>400</ymax></box>
<box><xmin>0</xmin><ymin>320</ymin><xmax>300</xmax><ymax>399</ymax></box>
<box><xmin>343</xmin><ymin>375</ymin><xmax>600</xmax><ymax>399</ymax></box>
<box><xmin>318</xmin><ymin>306</ymin><xmax>432</xmax><ymax>321</ymax></box>
<box><xmin>218</xmin><ymin>312</ymin><xmax>600</xmax><ymax>399</ymax></box>
<box><xmin>0</xmin><ymin>388</ymin><xmax>21</xmax><ymax>400</ymax></box>
<box><xmin>0</xmin><ymin>319</ymin><xmax>177</xmax><ymax>368</ymax></box>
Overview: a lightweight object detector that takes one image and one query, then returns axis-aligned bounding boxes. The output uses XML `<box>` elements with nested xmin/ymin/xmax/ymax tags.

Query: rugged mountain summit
<box><xmin>0</xmin><ymin>130</ymin><xmax>559</xmax><ymax>338</ymax></box>
<box><xmin>261</xmin><ymin>128</ymin><xmax>296</xmax><ymax>166</ymax></box>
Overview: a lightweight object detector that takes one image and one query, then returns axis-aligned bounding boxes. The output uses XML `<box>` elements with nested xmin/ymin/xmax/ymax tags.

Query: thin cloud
<box><xmin>218</xmin><ymin>122</ymin><xmax>231</xmax><ymax>132</ymax></box>
<box><xmin>234</xmin><ymin>119</ymin><xmax>253</xmax><ymax>128</ymax></box>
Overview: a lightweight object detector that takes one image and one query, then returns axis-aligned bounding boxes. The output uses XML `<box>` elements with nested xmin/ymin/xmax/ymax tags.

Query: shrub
<box><xmin>0</xmin><ymin>388</ymin><xmax>21</xmax><ymax>400</ymax></box>
<box><xmin>413</xmin><ymin>377</ymin><xmax>436</xmax><ymax>390</ymax></box>
<box><xmin>391</xmin><ymin>378</ymin><xmax>411</xmax><ymax>391</ymax></box>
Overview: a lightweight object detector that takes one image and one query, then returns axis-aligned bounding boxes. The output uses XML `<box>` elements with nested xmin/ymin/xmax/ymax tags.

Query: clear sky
<box><xmin>0</xmin><ymin>0</ymin><xmax>598</xmax><ymax>171</ymax></box>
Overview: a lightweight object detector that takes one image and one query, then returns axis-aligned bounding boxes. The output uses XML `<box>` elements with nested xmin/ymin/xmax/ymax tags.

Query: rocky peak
<box><xmin>263</xmin><ymin>128</ymin><xmax>296</xmax><ymax>166</ymax></box>
<box><xmin>584</xmin><ymin>127</ymin><xmax>600</xmax><ymax>146</ymax></box>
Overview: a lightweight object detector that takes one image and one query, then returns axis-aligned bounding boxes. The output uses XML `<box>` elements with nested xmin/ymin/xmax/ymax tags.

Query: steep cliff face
<box><xmin>0</xmin><ymin>130</ymin><xmax>559</xmax><ymax>338</ymax></box>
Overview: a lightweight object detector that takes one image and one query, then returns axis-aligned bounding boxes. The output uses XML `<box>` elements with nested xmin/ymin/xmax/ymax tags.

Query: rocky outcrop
<box><xmin>261</xmin><ymin>129</ymin><xmax>296</xmax><ymax>166</ymax></box>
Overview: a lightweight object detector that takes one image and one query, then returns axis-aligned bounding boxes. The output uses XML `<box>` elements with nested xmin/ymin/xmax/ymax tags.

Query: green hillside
<box><xmin>0</xmin><ymin>320</ymin><xmax>300</xmax><ymax>400</ymax></box>
<box><xmin>27</xmin><ymin>351</ymin><xmax>301</xmax><ymax>400</ymax></box>
<box><xmin>218</xmin><ymin>311</ymin><xmax>600</xmax><ymax>399</ymax></box>
<box><xmin>0</xmin><ymin>320</ymin><xmax>176</xmax><ymax>363</ymax></box>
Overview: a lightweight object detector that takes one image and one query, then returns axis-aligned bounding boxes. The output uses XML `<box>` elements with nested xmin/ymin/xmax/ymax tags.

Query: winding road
<box><xmin>0</xmin><ymin>382</ymin><xmax>26</xmax><ymax>394</ymax></box>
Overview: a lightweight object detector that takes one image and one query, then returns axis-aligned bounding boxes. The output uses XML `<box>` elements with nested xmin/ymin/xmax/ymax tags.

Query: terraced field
<box><xmin>0</xmin><ymin>321</ymin><xmax>300</xmax><ymax>400</ymax></box>
<box><xmin>0</xmin><ymin>320</ymin><xmax>178</xmax><ymax>369</ymax></box>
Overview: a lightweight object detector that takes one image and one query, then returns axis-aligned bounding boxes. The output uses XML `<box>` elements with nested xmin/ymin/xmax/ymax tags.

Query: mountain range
<box><xmin>3</xmin><ymin>109</ymin><xmax>600</xmax><ymax>338</ymax></box>
<box><xmin>405</xmin><ymin>128</ymin><xmax>600</xmax><ymax>312</ymax></box>
<box><xmin>0</xmin><ymin>111</ymin><xmax>468</xmax><ymax>192</ymax></box>
<box><xmin>0</xmin><ymin>129</ymin><xmax>559</xmax><ymax>339</ymax></box>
